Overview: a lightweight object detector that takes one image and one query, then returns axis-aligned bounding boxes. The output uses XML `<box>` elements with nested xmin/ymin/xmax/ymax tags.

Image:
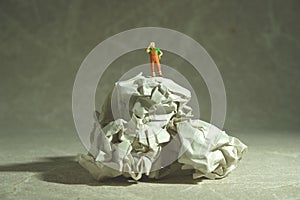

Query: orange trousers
<box><xmin>150</xmin><ymin>50</ymin><xmax>162</xmax><ymax>76</ymax></box>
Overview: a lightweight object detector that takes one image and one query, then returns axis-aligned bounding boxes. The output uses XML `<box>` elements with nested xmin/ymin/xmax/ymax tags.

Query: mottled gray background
<box><xmin>0</xmin><ymin>1</ymin><xmax>299</xmax><ymax>199</ymax></box>
<box><xmin>1</xmin><ymin>0</ymin><xmax>299</xmax><ymax>134</ymax></box>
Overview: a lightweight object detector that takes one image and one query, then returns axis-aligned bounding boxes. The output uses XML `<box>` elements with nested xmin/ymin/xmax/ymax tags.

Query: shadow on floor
<box><xmin>0</xmin><ymin>156</ymin><xmax>202</xmax><ymax>186</ymax></box>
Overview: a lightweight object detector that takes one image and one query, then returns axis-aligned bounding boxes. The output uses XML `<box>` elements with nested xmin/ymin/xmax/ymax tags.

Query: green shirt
<box><xmin>147</xmin><ymin>47</ymin><xmax>161</xmax><ymax>54</ymax></box>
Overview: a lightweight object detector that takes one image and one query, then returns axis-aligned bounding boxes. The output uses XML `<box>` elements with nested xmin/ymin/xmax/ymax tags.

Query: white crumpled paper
<box><xmin>78</xmin><ymin>73</ymin><xmax>247</xmax><ymax>181</ymax></box>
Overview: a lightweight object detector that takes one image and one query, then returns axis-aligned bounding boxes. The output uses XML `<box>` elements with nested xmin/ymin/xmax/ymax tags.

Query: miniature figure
<box><xmin>146</xmin><ymin>42</ymin><xmax>163</xmax><ymax>77</ymax></box>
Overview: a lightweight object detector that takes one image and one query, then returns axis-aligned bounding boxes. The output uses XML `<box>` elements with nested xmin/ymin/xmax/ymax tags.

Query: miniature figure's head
<box><xmin>149</xmin><ymin>42</ymin><xmax>155</xmax><ymax>48</ymax></box>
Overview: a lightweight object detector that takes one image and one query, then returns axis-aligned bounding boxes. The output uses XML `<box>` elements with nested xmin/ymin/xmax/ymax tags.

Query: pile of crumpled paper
<box><xmin>78</xmin><ymin>73</ymin><xmax>247</xmax><ymax>181</ymax></box>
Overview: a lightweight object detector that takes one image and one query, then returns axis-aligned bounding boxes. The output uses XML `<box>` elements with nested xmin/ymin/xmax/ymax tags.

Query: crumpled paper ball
<box><xmin>78</xmin><ymin>73</ymin><xmax>247</xmax><ymax>181</ymax></box>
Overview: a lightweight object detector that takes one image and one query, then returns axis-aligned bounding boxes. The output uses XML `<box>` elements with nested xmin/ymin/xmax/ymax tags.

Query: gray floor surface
<box><xmin>0</xmin><ymin>130</ymin><xmax>299</xmax><ymax>200</ymax></box>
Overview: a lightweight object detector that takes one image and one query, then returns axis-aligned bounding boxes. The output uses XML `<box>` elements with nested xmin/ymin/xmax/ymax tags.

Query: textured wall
<box><xmin>0</xmin><ymin>0</ymin><xmax>299</xmax><ymax>135</ymax></box>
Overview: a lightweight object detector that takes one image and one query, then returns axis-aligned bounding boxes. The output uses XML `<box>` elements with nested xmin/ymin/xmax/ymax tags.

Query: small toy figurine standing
<box><xmin>146</xmin><ymin>42</ymin><xmax>163</xmax><ymax>77</ymax></box>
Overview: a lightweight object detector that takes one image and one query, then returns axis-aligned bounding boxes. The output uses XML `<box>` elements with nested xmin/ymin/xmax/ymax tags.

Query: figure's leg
<box><xmin>156</xmin><ymin>61</ymin><xmax>163</xmax><ymax>77</ymax></box>
<box><xmin>151</xmin><ymin>62</ymin><xmax>156</xmax><ymax>77</ymax></box>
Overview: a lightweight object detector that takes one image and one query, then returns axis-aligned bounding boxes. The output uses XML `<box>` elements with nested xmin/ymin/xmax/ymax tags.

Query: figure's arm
<box><xmin>159</xmin><ymin>50</ymin><xmax>163</xmax><ymax>59</ymax></box>
<box><xmin>146</xmin><ymin>45</ymin><xmax>151</xmax><ymax>53</ymax></box>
